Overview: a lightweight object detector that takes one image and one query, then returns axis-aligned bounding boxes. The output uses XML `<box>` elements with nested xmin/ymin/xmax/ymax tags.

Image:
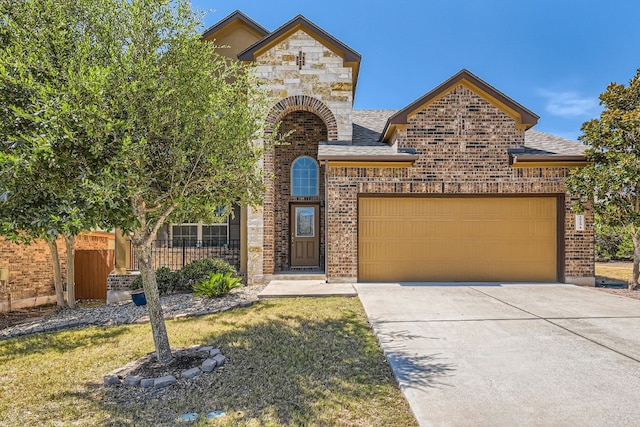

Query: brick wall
<box><xmin>266</xmin><ymin>110</ymin><xmax>327</xmax><ymax>272</ymax></box>
<box><xmin>0</xmin><ymin>232</ymin><xmax>114</xmax><ymax>310</ymax></box>
<box><xmin>325</xmin><ymin>85</ymin><xmax>594</xmax><ymax>282</ymax></box>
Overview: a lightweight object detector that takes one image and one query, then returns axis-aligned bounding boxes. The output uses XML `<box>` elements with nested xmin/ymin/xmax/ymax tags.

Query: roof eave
<box><xmin>317</xmin><ymin>154</ymin><xmax>419</xmax><ymax>162</ymax></box>
<box><xmin>237</xmin><ymin>14</ymin><xmax>361</xmax><ymax>64</ymax></box>
<box><xmin>509</xmin><ymin>154</ymin><xmax>589</xmax><ymax>168</ymax></box>
<box><xmin>380</xmin><ymin>69</ymin><xmax>539</xmax><ymax>142</ymax></box>
<box><xmin>201</xmin><ymin>10</ymin><xmax>269</xmax><ymax>41</ymax></box>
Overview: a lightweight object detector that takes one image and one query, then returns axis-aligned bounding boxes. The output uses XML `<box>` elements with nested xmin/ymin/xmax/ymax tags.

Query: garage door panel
<box><xmin>358</xmin><ymin>197</ymin><xmax>557</xmax><ymax>282</ymax></box>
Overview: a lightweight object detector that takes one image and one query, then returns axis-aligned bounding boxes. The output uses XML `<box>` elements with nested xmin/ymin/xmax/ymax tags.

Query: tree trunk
<box><xmin>631</xmin><ymin>226</ymin><xmax>640</xmax><ymax>290</ymax></box>
<box><xmin>63</xmin><ymin>234</ymin><xmax>77</xmax><ymax>309</ymax></box>
<box><xmin>134</xmin><ymin>239</ymin><xmax>173</xmax><ymax>364</ymax></box>
<box><xmin>46</xmin><ymin>238</ymin><xmax>66</xmax><ymax>308</ymax></box>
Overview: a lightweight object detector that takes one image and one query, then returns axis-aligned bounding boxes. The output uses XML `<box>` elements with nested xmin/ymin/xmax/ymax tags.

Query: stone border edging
<box><xmin>104</xmin><ymin>345</ymin><xmax>228</xmax><ymax>389</ymax></box>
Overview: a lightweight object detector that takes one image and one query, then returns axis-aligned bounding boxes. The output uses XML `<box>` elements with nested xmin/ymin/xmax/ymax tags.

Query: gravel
<box><xmin>0</xmin><ymin>285</ymin><xmax>265</xmax><ymax>340</ymax></box>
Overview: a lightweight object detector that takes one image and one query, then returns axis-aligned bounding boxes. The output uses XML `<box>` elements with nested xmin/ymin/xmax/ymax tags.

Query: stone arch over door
<box><xmin>266</xmin><ymin>95</ymin><xmax>338</xmax><ymax>141</ymax></box>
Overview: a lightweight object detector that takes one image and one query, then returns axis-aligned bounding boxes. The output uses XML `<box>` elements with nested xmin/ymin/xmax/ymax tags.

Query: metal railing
<box><xmin>131</xmin><ymin>239</ymin><xmax>241</xmax><ymax>271</ymax></box>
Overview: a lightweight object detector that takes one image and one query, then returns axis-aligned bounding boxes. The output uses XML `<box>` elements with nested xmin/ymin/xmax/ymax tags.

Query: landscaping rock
<box><xmin>197</xmin><ymin>346</ymin><xmax>213</xmax><ymax>356</ymax></box>
<box><xmin>103</xmin><ymin>374</ymin><xmax>120</xmax><ymax>386</ymax></box>
<box><xmin>154</xmin><ymin>375</ymin><xmax>177</xmax><ymax>389</ymax></box>
<box><xmin>213</xmin><ymin>354</ymin><xmax>226</xmax><ymax>367</ymax></box>
<box><xmin>201</xmin><ymin>358</ymin><xmax>217</xmax><ymax>372</ymax></box>
<box><xmin>206</xmin><ymin>410</ymin><xmax>226</xmax><ymax>419</ymax></box>
<box><xmin>178</xmin><ymin>413</ymin><xmax>199</xmax><ymax>422</ymax></box>
<box><xmin>181</xmin><ymin>367</ymin><xmax>202</xmax><ymax>379</ymax></box>
<box><xmin>140</xmin><ymin>378</ymin><xmax>155</xmax><ymax>388</ymax></box>
<box><xmin>209</xmin><ymin>348</ymin><xmax>221</xmax><ymax>357</ymax></box>
<box><xmin>1</xmin><ymin>286</ymin><xmax>263</xmax><ymax>340</ymax></box>
<box><xmin>123</xmin><ymin>375</ymin><xmax>142</xmax><ymax>386</ymax></box>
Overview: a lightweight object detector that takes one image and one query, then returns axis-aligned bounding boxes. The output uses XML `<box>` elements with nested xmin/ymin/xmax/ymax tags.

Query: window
<box><xmin>171</xmin><ymin>219</ymin><xmax>228</xmax><ymax>247</ymax></box>
<box><xmin>171</xmin><ymin>224</ymin><xmax>198</xmax><ymax>247</ymax></box>
<box><xmin>291</xmin><ymin>156</ymin><xmax>319</xmax><ymax>196</ymax></box>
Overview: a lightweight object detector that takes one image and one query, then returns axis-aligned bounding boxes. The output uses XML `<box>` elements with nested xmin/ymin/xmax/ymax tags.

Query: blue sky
<box><xmin>191</xmin><ymin>0</ymin><xmax>640</xmax><ymax>141</ymax></box>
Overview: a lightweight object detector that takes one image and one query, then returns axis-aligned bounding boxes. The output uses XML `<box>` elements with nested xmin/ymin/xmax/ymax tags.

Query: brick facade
<box><xmin>1</xmin><ymin>232</ymin><xmax>113</xmax><ymax>311</ymax></box>
<box><xmin>325</xmin><ymin>85</ymin><xmax>594</xmax><ymax>283</ymax></box>
<box><xmin>269</xmin><ymin>111</ymin><xmax>327</xmax><ymax>272</ymax></box>
<box><xmin>247</xmin><ymin>28</ymin><xmax>351</xmax><ymax>280</ymax></box>
<box><xmin>201</xmin><ymin>12</ymin><xmax>595</xmax><ymax>285</ymax></box>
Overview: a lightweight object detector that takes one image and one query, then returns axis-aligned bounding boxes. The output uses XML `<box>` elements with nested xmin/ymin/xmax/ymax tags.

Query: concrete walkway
<box><xmin>356</xmin><ymin>283</ymin><xmax>640</xmax><ymax>427</ymax></box>
<box><xmin>258</xmin><ymin>280</ymin><xmax>357</xmax><ymax>298</ymax></box>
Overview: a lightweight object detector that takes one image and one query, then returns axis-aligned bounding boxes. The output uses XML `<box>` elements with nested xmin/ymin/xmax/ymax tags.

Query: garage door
<box><xmin>358</xmin><ymin>197</ymin><xmax>558</xmax><ymax>282</ymax></box>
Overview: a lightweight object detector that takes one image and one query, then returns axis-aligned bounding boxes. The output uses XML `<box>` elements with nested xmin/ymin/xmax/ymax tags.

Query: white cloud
<box><xmin>538</xmin><ymin>89</ymin><xmax>599</xmax><ymax>118</ymax></box>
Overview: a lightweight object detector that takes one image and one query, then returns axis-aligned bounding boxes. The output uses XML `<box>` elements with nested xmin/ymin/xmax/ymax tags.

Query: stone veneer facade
<box><xmin>325</xmin><ymin>85</ymin><xmax>594</xmax><ymax>284</ymax></box>
<box><xmin>247</xmin><ymin>28</ymin><xmax>351</xmax><ymax>282</ymax></box>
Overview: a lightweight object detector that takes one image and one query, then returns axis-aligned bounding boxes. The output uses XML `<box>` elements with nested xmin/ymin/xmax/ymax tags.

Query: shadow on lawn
<box><xmin>90</xmin><ymin>300</ymin><xmax>428</xmax><ymax>426</ymax></box>
<box><xmin>0</xmin><ymin>326</ymin><xmax>130</xmax><ymax>361</ymax></box>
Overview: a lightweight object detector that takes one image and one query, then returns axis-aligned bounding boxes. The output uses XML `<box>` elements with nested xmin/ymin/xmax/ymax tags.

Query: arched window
<box><xmin>291</xmin><ymin>156</ymin><xmax>319</xmax><ymax>196</ymax></box>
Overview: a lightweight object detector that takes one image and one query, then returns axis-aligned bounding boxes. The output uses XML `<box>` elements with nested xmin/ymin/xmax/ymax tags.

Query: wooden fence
<box><xmin>74</xmin><ymin>249</ymin><xmax>114</xmax><ymax>300</ymax></box>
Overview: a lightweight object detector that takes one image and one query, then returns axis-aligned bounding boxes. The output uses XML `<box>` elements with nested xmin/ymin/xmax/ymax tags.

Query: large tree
<box><xmin>567</xmin><ymin>68</ymin><xmax>640</xmax><ymax>290</ymax></box>
<box><xmin>2</xmin><ymin>0</ymin><xmax>271</xmax><ymax>364</ymax></box>
<box><xmin>102</xmin><ymin>0</ymin><xmax>270</xmax><ymax>364</ymax></box>
<box><xmin>0</xmin><ymin>0</ymin><xmax>117</xmax><ymax>308</ymax></box>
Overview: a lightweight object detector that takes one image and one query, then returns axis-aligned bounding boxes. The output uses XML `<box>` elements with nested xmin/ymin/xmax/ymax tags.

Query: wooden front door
<box><xmin>290</xmin><ymin>204</ymin><xmax>320</xmax><ymax>267</ymax></box>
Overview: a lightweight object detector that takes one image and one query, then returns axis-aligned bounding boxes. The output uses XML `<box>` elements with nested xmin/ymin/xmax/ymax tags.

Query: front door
<box><xmin>290</xmin><ymin>204</ymin><xmax>320</xmax><ymax>267</ymax></box>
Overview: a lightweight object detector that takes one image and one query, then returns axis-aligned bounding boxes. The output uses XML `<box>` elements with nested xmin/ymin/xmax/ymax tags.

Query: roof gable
<box><xmin>237</xmin><ymin>14</ymin><xmax>361</xmax><ymax>69</ymax></box>
<box><xmin>381</xmin><ymin>70</ymin><xmax>539</xmax><ymax>142</ymax></box>
<box><xmin>201</xmin><ymin>10</ymin><xmax>269</xmax><ymax>41</ymax></box>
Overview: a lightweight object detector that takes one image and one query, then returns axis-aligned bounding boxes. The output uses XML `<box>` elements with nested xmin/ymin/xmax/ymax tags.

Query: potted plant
<box><xmin>129</xmin><ymin>276</ymin><xmax>147</xmax><ymax>306</ymax></box>
<box><xmin>130</xmin><ymin>289</ymin><xmax>146</xmax><ymax>306</ymax></box>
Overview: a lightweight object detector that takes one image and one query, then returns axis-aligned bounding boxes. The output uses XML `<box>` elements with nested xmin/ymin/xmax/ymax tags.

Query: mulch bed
<box><xmin>0</xmin><ymin>303</ymin><xmax>60</xmax><ymax>330</ymax></box>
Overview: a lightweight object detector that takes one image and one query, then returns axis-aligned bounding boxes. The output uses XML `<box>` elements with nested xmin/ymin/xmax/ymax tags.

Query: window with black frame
<box><xmin>171</xmin><ymin>220</ymin><xmax>228</xmax><ymax>247</ymax></box>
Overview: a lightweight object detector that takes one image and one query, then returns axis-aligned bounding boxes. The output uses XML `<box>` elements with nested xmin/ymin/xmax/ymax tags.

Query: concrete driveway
<box><xmin>355</xmin><ymin>283</ymin><xmax>640</xmax><ymax>427</ymax></box>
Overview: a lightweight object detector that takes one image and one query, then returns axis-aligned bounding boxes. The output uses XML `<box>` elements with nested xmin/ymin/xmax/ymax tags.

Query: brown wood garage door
<box><xmin>358</xmin><ymin>196</ymin><xmax>558</xmax><ymax>282</ymax></box>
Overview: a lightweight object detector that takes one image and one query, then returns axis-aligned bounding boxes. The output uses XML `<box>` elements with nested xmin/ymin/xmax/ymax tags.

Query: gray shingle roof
<box><xmin>317</xmin><ymin>110</ymin><xmax>586</xmax><ymax>159</ymax></box>
<box><xmin>523</xmin><ymin>129</ymin><xmax>587</xmax><ymax>156</ymax></box>
<box><xmin>318</xmin><ymin>110</ymin><xmax>414</xmax><ymax>160</ymax></box>
<box><xmin>352</xmin><ymin>110</ymin><xmax>397</xmax><ymax>143</ymax></box>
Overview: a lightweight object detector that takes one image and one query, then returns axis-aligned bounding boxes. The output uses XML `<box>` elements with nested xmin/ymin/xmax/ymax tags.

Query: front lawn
<box><xmin>0</xmin><ymin>298</ymin><xmax>416</xmax><ymax>426</ymax></box>
<box><xmin>595</xmin><ymin>261</ymin><xmax>634</xmax><ymax>284</ymax></box>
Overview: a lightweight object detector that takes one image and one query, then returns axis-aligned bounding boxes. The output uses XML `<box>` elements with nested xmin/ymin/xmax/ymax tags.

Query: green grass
<box><xmin>0</xmin><ymin>298</ymin><xmax>417</xmax><ymax>427</ymax></box>
<box><xmin>596</xmin><ymin>262</ymin><xmax>633</xmax><ymax>284</ymax></box>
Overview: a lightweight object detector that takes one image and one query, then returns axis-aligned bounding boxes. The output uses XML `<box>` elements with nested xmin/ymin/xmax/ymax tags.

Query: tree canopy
<box><xmin>567</xmin><ymin>68</ymin><xmax>640</xmax><ymax>289</ymax></box>
<box><xmin>0</xmin><ymin>0</ymin><xmax>272</xmax><ymax>362</ymax></box>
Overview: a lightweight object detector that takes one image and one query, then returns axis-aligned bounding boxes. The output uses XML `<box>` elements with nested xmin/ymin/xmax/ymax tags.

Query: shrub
<box><xmin>193</xmin><ymin>272</ymin><xmax>243</xmax><ymax>298</ymax></box>
<box><xmin>178</xmin><ymin>258</ymin><xmax>237</xmax><ymax>289</ymax></box>
<box><xmin>595</xmin><ymin>219</ymin><xmax>634</xmax><ymax>262</ymax></box>
<box><xmin>129</xmin><ymin>267</ymin><xmax>179</xmax><ymax>296</ymax></box>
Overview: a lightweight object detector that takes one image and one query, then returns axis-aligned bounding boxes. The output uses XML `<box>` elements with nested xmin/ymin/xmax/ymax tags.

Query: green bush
<box><xmin>595</xmin><ymin>220</ymin><xmax>634</xmax><ymax>261</ymax></box>
<box><xmin>178</xmin><ymin>258</ymin><xmax>237</xmax><ymax>289</ymax></box>
<box><xmin>129</xmin><ymin>267</ymin><xmax>179</xmax><ymax>296</ymax></box>
<box><xmin>193</xmin><ymin>272</ymin><xmax>243</xmax><ymax>298</ymax></box>
<box><xmin>129</xmin><ymin>259</ymin><xmax>238</xmax><ymax>296</ymax></box>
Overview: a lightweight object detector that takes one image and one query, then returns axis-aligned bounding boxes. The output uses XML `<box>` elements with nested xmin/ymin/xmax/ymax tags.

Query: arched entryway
<box><xmin>271</xmin><ymin>110</ymin><xmax>327</xmax><ymax>272</ymax></box>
